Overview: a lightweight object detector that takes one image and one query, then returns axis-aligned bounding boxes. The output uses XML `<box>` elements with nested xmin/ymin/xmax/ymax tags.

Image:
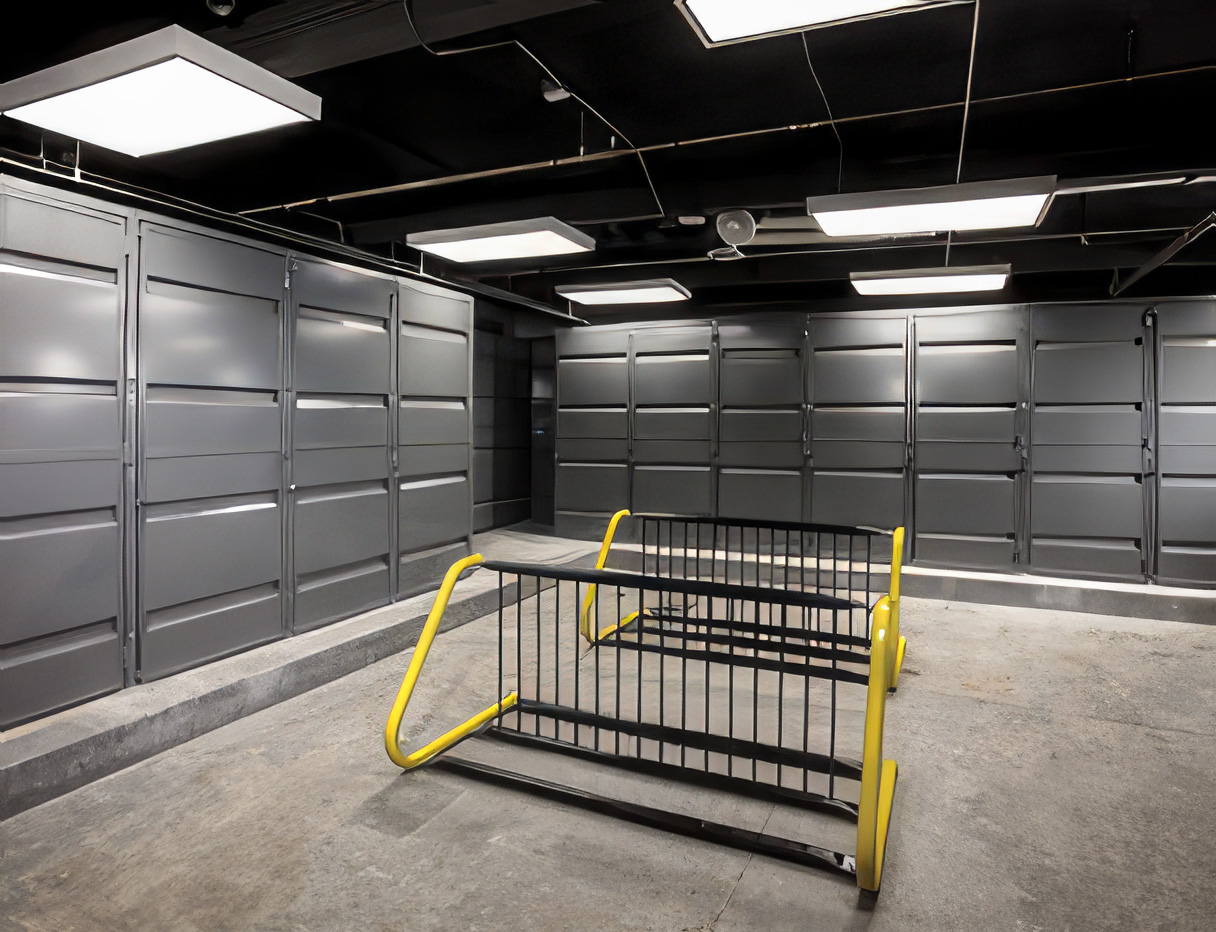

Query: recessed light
<box><xmin>676</xmin><ymin>0</ymin><xmax>963</xmax><ymax>45</ymax></box>
<box><xmin>850</xmin><ymin>264</ymin><xmax>1011</xmax><ymax>295</ymax></box>
<box><xmin>407</xmin><ymin>217</ymin><xmax>594</xmax><ymax>264</ymax></box>
<box><xmin>556</xmin><ymin>279</ymin><xmax>692</xmax><ymax>305</ymax></box>
<box><xmin>0</xmin><ymin>25</ymin><xmax>321</xmax><ymax>157</ymax></box>
<box><xmin>808</xmin><ymin>177</ymin><xmax>1056</xmax><ymax>237</ymax></box>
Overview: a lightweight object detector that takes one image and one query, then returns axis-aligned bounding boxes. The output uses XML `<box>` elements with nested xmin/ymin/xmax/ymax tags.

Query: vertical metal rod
<box><xmin>704</xmin><ymin>572</ymin><xmax>711</xmax><ymax>775</ymax></box>
<box><xmin>777</xmin><ymin>603</ymin><xmax>786</xmax><ymax>788</ymax></box>
<box><xmin>571</xmin><ymin>579</ymin><xmax>579</xmax><ymax>747</ymax></box>
<box><xmin>829</xmin><ymin>605</ymin><xmax>839</xmax><ymax>799</ymax></box>
<box><xmin>498</xmin><ymin>576</ymin><xmax>504</xmax><ymax>722</ymax></box>
<box><xmin>594</xmin><ymin>580</ymin><xmax>601</xmax><ymax>752</ymax></box>
<box><xmin>642</xmin><ymin>518</ymin><xmax>648</xmax><ymax>576</ymax></box>
<box><xmin>680</xmin><ymin>581</ymin><xmax>688</xmax><ymax>768</ymax></box>
<box><xmin>751</xmin><ymin>596</ymin><xmax>759</xmax><ymax>782</ymax></box>
<box><xmin>514</xmin><ymin>571</ymin><xmax>522</xmax><ymax>734</ymax></box>
<box><xmin>637</xmin><ymin>584</ymin><xmax>644</xmax><ymax>760</ymax></box>
<box><xmin>535</xmin><ymin>572</ymin><xmax>542</xmax><ymax>736</ymax></box>
<box><xmin>727</xmin><ymin>585</ymin><xmax>735</xmax><ymax>778</ymax></box>
<box><xmin>615</xmin><ymin>583</ymin><xmax>622</xmax><ymax>755</ymax></box>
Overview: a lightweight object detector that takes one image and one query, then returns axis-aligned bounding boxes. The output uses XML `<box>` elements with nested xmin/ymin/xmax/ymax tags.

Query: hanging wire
<box><xmin>947</xmin><ymin>0</ymin><xmax>982</xmax><ymax>266</ymax></box>
<box><xmin>401</xmin><ymin>0</ymin><xmax>666</xmax><ymax>219</ymax></box>
<box><xmin>802</xmin><ymin>32</ymin><xmax>844</xmax><ymax>195</ymax></box>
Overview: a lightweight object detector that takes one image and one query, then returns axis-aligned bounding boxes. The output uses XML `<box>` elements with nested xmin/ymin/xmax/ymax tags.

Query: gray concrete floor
<box><xmin>3</xmin><ymin>593</ymin><xmax>1216</xmax><ymax>932</ymax></box>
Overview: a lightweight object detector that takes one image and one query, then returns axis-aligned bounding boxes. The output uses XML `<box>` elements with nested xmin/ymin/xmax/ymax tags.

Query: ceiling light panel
<box><xmin>556</xmin><ymin>279</ymin><xmax>692</xmax><ymax>305</ymax></box>
<box><xmin>808</xmin><ymin>177</ymin><xmax>1056</xmax><ymax>237</ymax></box>
<box><xmin>0</xmin><ymin>26</ymin><xmax>321</xmax><ymax>157</ymax></box>
<box><xmin>850</xmin><ymin>265</ymin><xmax>1011</xmax><ymax>295</ymax></box>
<box><xmin>407</xmin><ymin>218</ymin><xmax>595</xmax><ymax>264</ymax></box>
<box><xmin>677</xmin><ymin>0</ymin><xmax>963</xmax><ymax>45</ymax></box>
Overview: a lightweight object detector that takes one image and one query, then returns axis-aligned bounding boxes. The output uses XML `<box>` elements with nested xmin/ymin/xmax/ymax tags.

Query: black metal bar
<box><xmin>634</xmin><ymin>623</ymin><xmax>869</xmax><ymax>670</ymax></box>
<box><xmin>629</xmin><ymin>512</ymin><xmax>879</xmax><ymax>538</ymax></box>
<box><xmin>638</xmin><ymin>610</ymin><xmax>870</xmax><ymax>650</ymax></box>
<box><xmin>535</xmin><ymin>572</ymin><xmax>542</xmax><ymax>736</ymax></box>
<box><xmin>514</xmin><ymin>570</ymin><xmax>522</xmax><ymax>733</ymax></box>
<box><xmin>433</xmin><ymin>755</ymin><xmax>858</xmax><ymax>878</ymax></box>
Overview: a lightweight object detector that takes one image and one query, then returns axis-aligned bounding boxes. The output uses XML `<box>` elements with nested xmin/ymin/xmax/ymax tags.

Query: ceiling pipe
<box><xmin>1110</xmin><ymin>211</ymin><xmax>1216</xmax><ymax>296</ymax></box>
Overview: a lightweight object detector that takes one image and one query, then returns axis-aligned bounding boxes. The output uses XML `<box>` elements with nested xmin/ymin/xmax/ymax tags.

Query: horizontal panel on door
<box><xmin>632</xmin><ymin>354</ymin><xmax>712</xmax><ymax>405</ymax></box>
<box><xmin>144</xmin><ymin>452</ymin><xmax>282</xmax><ymax>503</ymax></box>
<box><xmin>0</xmin><ymin>271</ymin><xmax>121</xmax><ymax>382</ymax></box>
<box><xmin>915</xmin><ymin>309</ymin><xmax>1021</xmax><ymax>343</ymax></box>
<box><xmin>0</xmin><ymin>510</ymin><xmax>119</xmax><ymax>642</ymax></box>
<box><xmin>1031</xmin><ymin>475</ymin><xmax>1143</xmax><ymax>538</ymax></box>
<box><xmin>632</xmin><ymin>440</ymin><xmax>713</xmax><ymax>465</ymax></box>
<box><xmin>555</xmin><ymin>463</ymin><xmax>629</xmax><ymax>512</ymax></box>
<box><xmin>399</xmin><ymin>443</ymin><xmax>469</xmax><ymax>478</ymax></box>
<box><xmin>914</xmin><ymin>442</ymin><xmax>1020</xmax><ymax>472</ymax></box>
<box><xmin>812</xmin><ymin>407</ymin><xmax>904</xmax><ymax>442</ymax></box>
<box><xmin>399</xmin><ymin>324</ymin><xmax>469</xmax><ymax>398</ymax></box>
<box><xmin>557</xmin><ymin>408</ymin><xmax>628</xmax><ymax>440</ymax></box>
<box><xmin>296</xmin><ymin>396</ymin><xmax>388</xmax><ymax>449</ymax></box>
<box><xmin>916</xmin><ymin>474</ymin><xmax>1016</xmax><ymax>535</ymax></box>
<box><xmin>1157</xmin><ymin>445</ymin><xmax>1216</xmax><ymax>474</ymax></box>
<box><xmin>1159</xmin><ymin>406</ymin><xmax>1216</xmax><ymax>444</ymax></box>
<box><xmin>1159</xmin><ymin>477</ymin><xmax>1216</xmax><ymax>543</ymax></box>
<box><xmin>1031</xmin><ymin>538</ymin><xmax>1143</xmax><ymax>578</ymax></box>
<box><xmin>2</xmin><ymin>192</ymin><xmax>126</xmax><ymax>269</ymax></box>
<box><xmin>292</xmin><ymin>260</ymin><xmax>394</xmax><ymax>319</ymax></box>
<box><xmin>812</xmin><ymin>348</ymin><xmax>905</xmax><ymax>405</ymax></box>
<box><xmin>810</xmin><ymin>316</ymin><xmax>905</xmax><ymax>348</ymax></box>
<box><xmin>1033</xmin><ymin>405</ymin><xmax>1142</xmax><ymax>445</ymax></box>
<box><xmin>146</xmin><ymin>388</ymin><xmax>280</xmax><ymax>457</ymax></box>
<box><xmin>141</xmin><ymin>583</ymin><xmax>281</xmax><ymax>680</ymax></box>
<box><xmin>0</xmin><ymin>459</ymin><xmax>120</xmax><ymax>517</ymax></box>
<box><xmin>719</xmin><ymin>322</ymin><xmax>803</xmax><ymax>351</ymax></box>
<box><xmin>0</xmin><ymin>392</ymin><xmax>120</xmax><ymax>462</ymax></box>
<box><xmin>557</xmin><ymin>327</ymin><xmax>629</xmax><ymax>357</ymax></box>
<box><xmin>399</xmin><ymin>475</ymin><xmax>469</xmax><ymax>554</ymax></box>
<box><xmin>811</xmin><ymin>470</ymin><xmax>904</xmax><ymax>528</ymax></box>
<box><xmin>399</xmin><ymin>399</ymin><xmax>468</xmax><ymax>447</ymax></box>
<box><xmin>916</xmin><ymin>344</ymin><xmax>1018</xmax><ymax>403</ymax></box>
<box><xmin>719</xmin><ymin>441</ymin><xmax>804</xmax><ymax>469</ymax></box>
<box><xmin>295</xmin><ymin>308</ymin><xmax>391</xmax><ymax>395</ymax></box>
<box><xmin>142</xmin><ymin>281</ymin><xmax>280</xmax><ymax>390</ymax></box>
<box><xmin>0</xmin><ymin>620</ymin><xmax>123</xmax><ymax>729</ymax></box>
<box><xmin>294</xmin><ymin>557</ymin><xmax>391</xmax><ymax>633</ymax></box>
<box><xmin>633</xmin><ymin>466</ymin><xmax>713</xmax><ymax>515</ymax></box>
<box><xmin>719</xmin><ymin>468</ymin><xmax>802</xmax><ymax>523</ymax></box>
<box><xmin>720</xmin><ymin>355</ymin><xmax>802</xmax><ymax>406</ymax></box>
<box><xmin>1032</xmin><ymin>305</ymin><xmax>1145</xmax><ymax>343</ymax></box>
<box><xmin>293</xmin><ymin>446</ymin><xmax>388</xmax><ymax>487</ymax></box>
<box><xmin>557</xmin><ymin>358</ymin><xmax>628</xmax><ymax>406</ymax></box>
<box><xmin>720</xmin><ymin>410</ymin><xmax>802</xmax><ymax>443</ymax></box>
<box><xmin>1161</xmin><ymin>341</ymin><xmax>1216</xmax><ymax>403</ymax></box>
<box><xmin>812</xmin><ymin>439</ymin><xmax>904</xmax><ymax>470</ymax></box>
<box><xmin>633</xmin><ymin>327</ymin><xmax>711</xmax><ymax>355</ymax></box>
<box><xmin>917</xmin><ymin>407</ymin><xmax>1016</xmax><ymax>442</ymax></box>
<box><xmin>142</xmin><ymin>225</ymin><xmax>284</xmax><ymax>299</ymax></box>
<box><xmin>915</xmin><ymin>533</ymin><xmax>1015</xmax><ymax>569</ymax></box>
<box><xmin>1158</xmin><ymin>545</ymin><xmax>1216</xmax><ymax>586</ymax></box>
<box><xmin>142</xmin><ymin>494</ymin><xmax>281</xmax><ymax>611</ymax></box>
<box><xmin>399</xmin><ymin>282</ymin><xmax>472</xmax><ymax>332</ymax></box>
<box><xmin>1033</xmin><ymin>341</ymin><xmax>1143</xmax><ymax>403</ymax></box>
<box><xmin>294</xmin><ymin>482</ymin><xmax>390</xmax><ymax>576</ymax></box>
<box><xmin>1031</xmin><ymin>445</ymin><xmax>1142</xmax><ymax>473</ymax></box>
<box><xmin>556</xmin><ymin>438</ymin><xmax>629</xmax><ymax>463</ymax></box>
<box><xmin>634</xmin><ymin>407</ymin><xmax>712</xmax><ymax>441</ymax></box>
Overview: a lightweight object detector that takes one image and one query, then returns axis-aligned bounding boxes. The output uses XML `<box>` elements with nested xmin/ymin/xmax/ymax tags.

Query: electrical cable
<box><xmin>802</xmin><ymin>32</ymin><xmax>844</xmax><ymax>196</ymax></box>
<box><xmin>947</xmin><ymin>0</ymin><xmax>981</xmax><ymax>266</ymax></box>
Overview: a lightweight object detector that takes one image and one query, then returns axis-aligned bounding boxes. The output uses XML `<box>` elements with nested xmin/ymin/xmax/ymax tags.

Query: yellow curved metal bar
<box><xmin>386</xmin><ymin>553</ymin><xmax>517</xmax><ymax>770</ymax></box>
<box><xmin>596</xmin><ymin>610</ymin><xmax>641</xmax><ymax>643</ymax></box>
<box><xmin>857</xmin><ymin>596</ymin><xmax>898</xmax><ymax>893</ymax></box>
<box><xmin>579</xmin><ymin>508</ymin><xmax>631</xmax><ymax>642</ymax></box>
<box><xmin>888</xmin><ymin>526</ymin><xmax>906</xmax><ymax>691</ymax></box>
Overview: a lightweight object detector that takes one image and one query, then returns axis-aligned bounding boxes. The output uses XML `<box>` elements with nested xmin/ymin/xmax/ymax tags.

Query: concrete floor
<box><xmin>3</xmin><ymin>592</ymin><xmax>1216</xmax><ymax>931</ymax></box>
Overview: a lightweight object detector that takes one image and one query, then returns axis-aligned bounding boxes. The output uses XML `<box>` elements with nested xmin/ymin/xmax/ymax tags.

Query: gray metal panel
<box><xmin>720</xmin><ymin>354</ymin><xmax>802</xmax><ymax>406</ymax></box>
<box><xmin>634</xmin><ymin>408</ymin><xmax>712</xmax><ymax>440</ymax></box>
<box><xmin>296</xmin><ymin>400</ymin><xmax>388</xmax><ymax>450</ymax></box>
<box><xmin>0</xmin><ymin>515</ymin><xmax>119</xmax><ymax>642</ymax></box>
<box><xmin>555</xmin><ymin>463</ymin><xmax>629</xmax><ymax>512</ymax></box>
<box><xmin>633</xmin><ymin>326</ymin><xmax>712</xmax><ymax>355</ymax></box>
<box><xmin>399</xmin><ymin>475</ymin><xmax>470</xmax><ymax>553</ymax></box>
<box><xmin>1158</xmin><ymin>445</ymin><xmax>1216</xmax><ymax>474</ymax></box>
<box><xmin>810</xmin><ymin>316</ymin><xmax>905</xmax><ymax>348</ymax></box>
<box><xmin>1031</xmin><ymin>538</ymin><xmax>1143</xmax><ymax>578</ymax></box>
<box><xmin>1032</xmin><ymin>475</ymin><xmax>1143</xmax><ymax>538</ymax></box>
<box><xmin>718</xmin><ymin>442</ymin><xmax>804</xmax><ymax>469</ymax></box>
<box><xmin>294</xmin><ymin>484</ymin><xmax>389</xmax><ymax>575</ymax></box>
<box><xmin>1034</xmin><ymin>406</ymin><xmax>1142</xmax><ymax>445</ymax></box>
<box><xmin>142</xmin><ymin>281</ymin><xmax>281</xmax><ymax>390</ymax></box>
<box><xmin>294</xmin><ymin>561</ymin><xmax>391</xmax><ymax>633</ymax></box>
<box><xmin>719</xmin><ymin>321</ymin><xmax>803</xmax><ymax>351</ymax></box>
<box><xmin>915</xmin><ymin>441</ymin><xmax>1019</xmax><ymax>472</ymax></box>
<box><xmin>1159</xmin><ymin>406</ymin><xmax>1216</xmax><ymax>444</ymax></box>
<box><xmin>399</xmin><ymin>400</ymin><xmax>468</xmax><ymax>447</ymax></box>
<box><xmin>811</xmin><ymin>440</ymin><xmax>905</xmax><ymax>469</ymax></box>
<box><xmin>719</xmin><ymin>469</ymin><xmax>802</xmax><ymax>522</ymax></box>
<box><xmin>1161</xmin><ymin>344</ymin><xmax>1216</xmax><ymax>402</ymax></box>
<box><xmin>474</xmin><ymin>398</ymin><xmax>530</xmax><ymax>448</ymax></box>
<box><xmin>557</xmin><ymin>358</ymin><xmax>629</xmax><ymax>406</ymax></box>
<box><xmin>813</xmin><ymin>348</ymin><xmax>905</xmax><ymax>404</ymax></box>
<box><xmin>813</xmin><ymin>408</ymin><xmax>905</xmax><ymax>442</ymax></box>
<box><xmin>1</xmin><ymin>191</ymin><xmax>125</xmax><ymax>269</ymax></box>
<box><xmin>295</xmin><ymin>312</ymin><xmax>391</xmax><ymax>395</ymax></box>
<box><xmin>293</xmin><ymin>260</ymin><xmax>394</xmax><ymax>319</ymax></box>
<box><xmin>141</xmin><ymin>586</ymin><xmax>281</xmax><ymax>681</ymax></box>
<box><xmin>0</xmin><ymin>622</ymin><xmax>123</xmax><ymax>729</ymax></box>
<box><xmin>0</xmin><ymin>459</ymin><xmax>120</xmax><ymax>517</ymax></box>
<box><xmin>146</xmin><ymin>392</ymin><xmax>280</xmax><ymax>457</ymax></box>
<box><xmin>142</xmin><ymin>498</ymin><xmax>281</xmax><ymax>611</ymax></box>
<box><xmin>915</xmin><ymin>534</ymin><xmax>1014</xmax><ymax>569</ymax></box>
<box><xmin>1160</xmin><ymin>478</ymin><xmax>1216</xmax><ymax>543</ymax></box>
<box><xmin>0</xmin><ymin>392</ymin><xmax>119</xmax><ymax>463</ymax></box>
<box><xmin>557</xmin><ymin>408</ymin><xmax>629</xmax><ymax>439</ymax></box>
<box><xmin>1158</xmin><ymin>546</ymin><xmax>1216</xmax><ymax>584</ymax></box>
<box><xmin>633</xmin><ymin>466</ymin><xmax>713</xmax><ymax>515</ymax></box>
<box><xmin>144</xmin><ymin>452</ymin><xmax>283</xmax><ymax>502</ymax></box>
<box><xmin>1032</xmin><ymin>305</ymin><xmax>1145</xmax><ymax>342</ymax></box>
<box><xmin>556</xmin><ymin>438</ymin><xmax>629</xmax><ymax>462</ymax></box>
<box><xmin>1156</xmin><ymin>301</ymin><xmax>1216</xmax><ymax>336</ymax></box>
<box><xmin>720</xmin><ymin>410</ymin><xmax>802</xmax><ymax>443</ymax></box>
<box><xmin>916</xmin><ymin>474</ymin><xmax>1016</xmax><ymax>535</ymax></box>
<box><xmin>0</xmin><ymin>273</ymin><xmax>120</xmax><ymax>382</ymax></box>
<box><xmin>1034</xmin><ymin>342</ymin><xmax>1143</xmax><ymax>403</ymax></box>
<box><xmin>557</xmin><ymin>327</ymin><xmax>630</xmax><ymax>357</ymax></box>
<box><xmin>293</xmin><ymin>447</ymin><xmax>389</xmax><ymax>487</ymax></box>
<box><xmin>1032</xmin><ymin>445</ymin><xmax>1143</xmax><ymax>473</ymax></box>
<box><xmin>917</xmin><ymin>345</ymin><xmax>1018</xmax><ymax>403</ymax></box>
<box><xmin>918</xmin><ymin>408</ymin><xmax>1017</xmax><ymax>443</ymax></box>
<box><xmin>915</xmin><ymin>309</ymin><xmax>1021</xmax><ymax>343</ymax></box>
<box><xmin>399</xmin><ymin>324</ymin><xmax>469</xmax><ymax>398</ymax></box>
<box><xmin>142</xmin><ymin>225</ymin><xmax>284</xmax><ymax>299</ymax></box>
<box><xmin>399</xmin><ymin>281</ymin><xmax>472</xmax><ymax>332</ymax></box>
<box><xmin>811</xmin><ymin>471</ymin><xmax>904</xmax><ymax>527</ymax></box>
<box><xmin>474</xmin><ymin>449</ymin><xmax>530</xmax><ymax>503</ymax></box>
<box><xmin>399</xmin><ymin>443</ymin><xmax>469</xmax><ymax>478</ymax></box>
<box><xmin>632</xmin><ymin>355</ymin><xmax>711</xmax><ymax>405</ymax></box>
<box><xmin>632</xmin><ymin>440</ymin><xmax>714</xmax><ymax>465</ymax></box>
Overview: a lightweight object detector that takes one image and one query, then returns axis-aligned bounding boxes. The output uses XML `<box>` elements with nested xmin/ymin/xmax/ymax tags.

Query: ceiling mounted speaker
<box><xmin>716</xmin><ymin>209</ymin><xmax>756</xmax><ymax>246</ymax></box>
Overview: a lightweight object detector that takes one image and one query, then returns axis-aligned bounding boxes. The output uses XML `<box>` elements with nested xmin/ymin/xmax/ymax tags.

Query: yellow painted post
<box><xmin>579</xmin><ymin>509</ymin><xmax>631</xmax><ymax>642</ymax></box>
<box><xmin>889</xmin><ymin>526</ymin><xmax>906</xmax><ymax>690</ymax></box>
<box><xmin>857</xmin><ymin>597</ymin><xmax>892</xmax><ymax>893</ymax></box>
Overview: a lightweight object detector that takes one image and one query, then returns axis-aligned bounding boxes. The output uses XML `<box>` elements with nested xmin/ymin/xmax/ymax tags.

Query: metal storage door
<box><xmin>397</xmin><ymin>281</ymin><xmax>473</xmax><ymax>595</ymax></box>
<box><xmin>631</xmin><ymin>326</ymin><xmax>716</xmax><ymax>516</ymax></box>
<box><xmin>1030</xmin><ymin>306</ymin><xmax>1148</xmax><ymax>580</ymax></box>
<box><xmin>913</xmin><ymin>309</ymin><xmax>1027</xmax><ymax>570</ymax></box>
<box><xmin>290</xmin><ymin>259</ymin><xmax>394</xmax><ymax>631</ymax></box>
<box><xmin>137</xmin><ymin>224</ymin><xmax>287</xmax><ymax>680</ymax></box>
<box><xmin>809</xmin><ymin>317</ymin><xmax>907</xmax><ymax>528</ymax></box>
<box><xmin>554</xmin><ymin>328</ymin><xmax>630</xmax><ymax>538</ymax></box>
<box><xmin>718</xmin><ymin>321</ymin><xmax>805</xmax><ymax>523</ymax></box>
<box><xmin>473</xmin><ymin>325</ymin><xmax>531</xmax><ymax>531</ymax></box>
<box><xmin>0</xmin><ymin>183</ymin><xmax>128</xmax><ymax>728</ymax></box>
<box><xmin>1156</xmin><ymin>302</ymin><xmax>1216</xmax><ymax>586</ymax></box>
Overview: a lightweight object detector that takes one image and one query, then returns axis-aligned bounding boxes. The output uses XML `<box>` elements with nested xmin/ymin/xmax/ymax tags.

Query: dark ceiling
<box><xmin>5</xmin><ymin>0</ymin><xmax>1216</xmax><ymax>318</ymax></box>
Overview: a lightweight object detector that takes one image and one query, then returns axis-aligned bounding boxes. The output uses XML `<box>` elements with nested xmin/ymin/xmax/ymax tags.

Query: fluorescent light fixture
<box><xmin>850</xmin><ymin>264</ymin><xmax>1011</xmax><ymax>296</ymax></box>
<box><xmin>808</xmin><ymin>176</ymin><xmax>1056</xmax><ymax>237</ymax></box>
<box><xmin>676</xmin><ymin>0</ymin><xmax>964</xmax><ymax>45</ymax></box>
<box><xmin>555</xmin><ymin>279</ymin><xmax>692</xmax><ymax>306</ymax></box>
<box><xmin>407</xmin><ymin>217</ymin><xmax>595</xmax><ymax>264</ymax></box>
<box><xmin>0</xmin><ymin>25</ymin><xmax>321</xmax><ymax>157</ymax></box>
